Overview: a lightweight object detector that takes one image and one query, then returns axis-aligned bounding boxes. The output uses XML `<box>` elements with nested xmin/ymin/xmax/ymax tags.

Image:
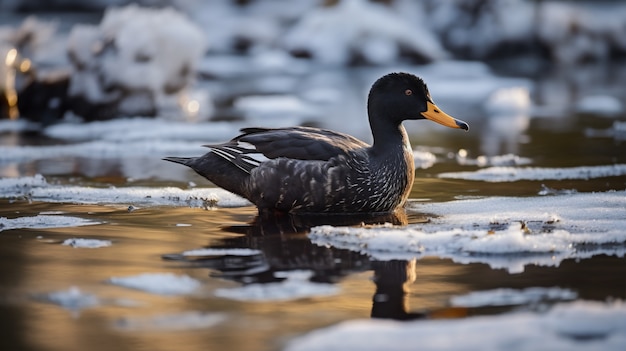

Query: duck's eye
<box><xmin>405</xmin><ymin>89</ymin><xmax>412</xmax><ymax>96</ymax></box>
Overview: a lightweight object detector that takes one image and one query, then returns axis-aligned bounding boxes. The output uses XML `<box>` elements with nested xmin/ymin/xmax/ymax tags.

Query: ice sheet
<box><xmin>439</xmin><ymin>164</ymin><xmax>626</xmax><ymax>182</ymax></box>
<box><xmin>115</xmin><ymin>312</ymin><xmax>227</xmax><ymax>331</ymax></box>
<box><xmin>0</xmin><ymin>214</ymin><xmax>99</xmax><ymax>232</ymax></box>
<box><xmin>450</xmin><ymin>287</ymin><xmax>577</xmax><ymax>307</ymax></box>
<box><xmin>0</xmin><ymin>175</ymin><xmax>250</xmax><ymax>208</ymax></box>
<box><xmin>214</xmin><ymin>270</ymin><xmax>339</xmax><ymax>302</ymax></box>
<box><xmin>285</xmin><ymin>300</ymin><xmax>626</xmax><ymax>351</ymax></box>
<box><xmin>62</xmin><ymin>238</ymin><xmax>112</xmax><ymax>248</ymax></box>
<box><xmin>108</xmin><ymin>273</ymin><xmax>201</xmax><ymax>296</ymax></box>
<box><xmin>310</xmin><ymin>190</ymin><xmax>626</xmax><ymax>273</ymax></box>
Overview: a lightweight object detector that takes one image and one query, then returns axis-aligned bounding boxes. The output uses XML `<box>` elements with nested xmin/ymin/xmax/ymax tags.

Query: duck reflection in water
<box><xmin>163</xmin><ymin>210</ymin><xmax>462</xmax><ymax>321</ymax></box>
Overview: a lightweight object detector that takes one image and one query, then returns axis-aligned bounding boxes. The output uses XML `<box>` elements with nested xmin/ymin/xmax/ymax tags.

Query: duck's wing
<box><xmin>205</xmin><ymin>126</ymin><xmax>369</xmax><ymax>174</ymax></box>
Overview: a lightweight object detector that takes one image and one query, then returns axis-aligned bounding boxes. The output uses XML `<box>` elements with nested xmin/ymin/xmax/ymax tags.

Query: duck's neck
<box><xmin>369</xmin><ymin>118</ymin><xmax>413</xmax><ymax>158</ymax></box>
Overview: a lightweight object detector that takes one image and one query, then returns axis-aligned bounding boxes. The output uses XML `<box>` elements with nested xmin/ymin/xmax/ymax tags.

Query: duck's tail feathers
<box><xmin>163</xmin><ymin>156</ymin><xmax>192</xmax><ymax>165</ymax></box>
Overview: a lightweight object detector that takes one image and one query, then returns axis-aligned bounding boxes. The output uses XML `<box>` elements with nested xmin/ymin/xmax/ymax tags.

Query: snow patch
<box><xmin>439</xmin><ymin>164</ymin><xmax>626</xmax><ymax>182</ymax></box>
<box><xmin>40</xmin><ymin>286</ymin><xmax>100</xmax><ymax>311</ymax></box>
<box><xmin>108</xmin><ymin>273</ymin><xmax>201</xmax><ymax>296</ymax></box>
<box><xmin>412</xmin><ymin>149</ymin><xmax>437</xmax><ymax>169</ymax></box>
<box><xmin>576</xmin><ymin>95</ymin><xmax>624</xmax><ymax>117</ymax></box>
<box><xmin>285</xmin><ymin>300</ymin><xmax>626</xmax><ymax>351</ymax></box>
<box><xmin>0</xmin><ymin>175</ymin><xmax>249</xmax><ymax>208</ymax></box>
<box><xmin>455</xmin><ymin>149</ymin><xmax>532</xmax><ymax>167</ymax></box>
<box><xmin>183</xmin><ymin>248</ymin><xmax>263</xmax><ymax>257</ymax></box>
<box><xmin>282</xmin><ymin>0</ymin><xmax>447</xmax><ymax>65</ymax></box>
<box><xmin>310</xmin><ymin>190</ymin><xmax>626</xmax><ymax>273</ymax></box>
<box><xmin>484</xmin><ymin>87</ymin><xmax>532</xmax><ymax>114</ymax></box>
<box><xmin>43</xmin><ymin>118</ymin><xmax>241</xmax><ymax>142</ymax></box>
<box><xmin>450</xmin><ymin>287</ymin><xmax>577</xmax><ymax>308</ymax></box>
<box><xmin>62</xmin><ymin>238</ymin><xmax>112</xmax><ymax>248</ymax></box>
<box><xmin>116</xmin><ymin>312</ymin><xmax>227</xmax><ymax>331</ymax></box>
<box><xmin>214</xmin><ymin>270</ymin><xmax>339</xmax><ymax>302</ymax></box>
<box><xmin>66</xmin><ymin>5</ymin><xmax>209</xmax><ymax>119</ymax></box>
<box><xmin>0</xmin><ymin>214</ymin><xmax>99</xmax><ymax>232</ymax></box>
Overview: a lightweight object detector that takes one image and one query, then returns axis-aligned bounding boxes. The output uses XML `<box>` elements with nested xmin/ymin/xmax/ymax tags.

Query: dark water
<box><xmin>2</xmin><ymin>62</ymin><xmax>626</xmax><ymax>351</ymax></box>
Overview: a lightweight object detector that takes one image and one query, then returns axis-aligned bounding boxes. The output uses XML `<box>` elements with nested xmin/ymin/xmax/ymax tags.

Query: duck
<box><xmin>164</xmin><ymin>72</ymin><xmax>468</xmax><ymax>214</ymax></box>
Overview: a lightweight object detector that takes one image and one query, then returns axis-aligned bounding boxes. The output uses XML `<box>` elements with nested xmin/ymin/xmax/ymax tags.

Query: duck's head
<box><xmin>368</xmin><ymin>72</ymin><xmax>469</xmax><ymax>131</ymax></box>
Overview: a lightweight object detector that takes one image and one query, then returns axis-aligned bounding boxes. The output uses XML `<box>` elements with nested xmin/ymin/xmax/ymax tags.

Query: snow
<box><xmin>0</xmin><ymin>174</ymin><xmax>250</xmax><ymax>209</ymax></box>
<box><xmin>439</xmin><ymin>164</ymin><xmax>626</xmax><ymax>182</ymax></box>
<box><xmin>40</xmin><ymin>286</ymin><xmax>101</xmax><ymax>311</ymax></box>
<box><xmin>43</xmin><ymin>118</ymin><xmax>242</xmax><ymax>142</ymax></box>
<box><xmin>450</xmin><ymin>287</ymin><xmax>577</xmax><ymax>308</ymax></box>
<box><xmin>282</xmin><ymin>0</ymin><xmax>447</xmax><ymax>65</ymax></box>
<box><xmin>66</xmin><ymin>5</ymin><xmax>209</xmax><ymax>119</ymax></box>
<box><xmin>0</xmin><ymin>214</ymin><xmax>99</xmax><ymax>232</ymax></box>
<box><xmin>285</xmin><ymin>300</ymin><xmax>626</xmax><ymax>351</ymax></box>
<box><xmin>484</xmin><ymin>87</ymin><xmax>532</xmax><ymax>114</ymax></box>
<box><xmin>585</xmin><ymin>121</ymin><xmax>626</xmax><ymax>142</ymax></box>
<box><xmin>576</xmin><ymin>95</ymin><xmax>624</xmax><ymax>117</ymax></box>
<box><xmin>233</xmin><ymin>94</ymin><xmax>317</xmax><ymax>122</ymax></box>
<box><xmin>310</xmin><ymin>190</ymin><xmax>626</xmax><ymax>273</ymax></box>
<box><xmin>62</xmin><ymin>238</ymin><xmax>112</xmax><ymax>248</ymax></box>
<box><xmin>36</xmin><ymin>286</ymin><xmax>140</xmax><ymax>314</ymax></box>
<box><xmin>0</xmin><ymin>140</ymin><xmax>210</xmax><ymax>162</ymax></box>
<box><xmin>182</xmin><ymin>248</ymin><xmax>262</xmax><ymax>257</ymax></box>
<box><xmin>115</xmin><ymin>312</ymin><xmax>227</xmax><ymax>331</ymax></box>
<box><xmin>412</xmin><ymin>149</ymin><xmax>437</xmax><ymax>169</ymax></box>
<box><xmin>108</xmin><ymin>273</ymin><xmax>201</xmax><ymax>296</ymax></box>
<box><xmin>0</xmin><ymin>118</ymin><xmax>249</xmax><ymax>164</ymax></box>
<box><xmin>455</xmin><ymin>149</ymin><xmax>532</xmax><ymax>167</ymax></box>
<box><xmin>214</xmin><ymin>270</ymin><xmax>339</xmax><ymax>302</ymax></box>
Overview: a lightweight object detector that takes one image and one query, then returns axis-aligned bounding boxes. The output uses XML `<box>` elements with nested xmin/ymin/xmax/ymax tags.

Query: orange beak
<box><xmin>421</xmin><ymin>101</ymin><xmax>469</xmax><ymax>131</ymax></box>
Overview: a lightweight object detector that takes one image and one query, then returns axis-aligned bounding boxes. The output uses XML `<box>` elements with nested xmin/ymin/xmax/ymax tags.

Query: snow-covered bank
<box><xmin>285</xmin><ymin>300</ymin><xmax>626</xmax><ymax>351</ymax></box>
<box><xmin>310</xmin><ymin>190</ymin><xmax>626</xmax><ymax>273</ymax></box>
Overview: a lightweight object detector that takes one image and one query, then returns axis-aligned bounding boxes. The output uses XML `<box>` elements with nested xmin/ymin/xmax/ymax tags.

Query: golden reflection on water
<box><xmin>2</xmin><ymin>177</ymin><xmax>626</xmax><ymax>351</ymax></box>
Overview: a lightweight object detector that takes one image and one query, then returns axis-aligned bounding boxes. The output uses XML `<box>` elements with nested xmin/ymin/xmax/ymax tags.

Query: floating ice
<box><xmin>0</xmin><ymin>214</ymin><xmax>99</xmax><ymax>232</ymax></box>
<box><xmin>576</xmin><ymin>95</ymin><xmax>624</xmax><ymax>117</ymax></box>
<box><xmin>439</xmin><ymin>164</ymin><xmax>626</xmax><ymax>182</ymax></box>
<box><xmin>484</xmin><ymin>87</ymin><xmax>531</xmax><ymax>114</ymax></box>
<box><xmin>0</xmin><ymin>140</ymin><xmax>206</xmax><ymax>162</ymax></box>
<box><xmin>455</xmin><ymin>149</ymin><xmax>532</xmax><ymax>167</ymax></box>
<box><xmin>450</xmin><ymin>287</ymin><xmax>577</xmax><ymax>308</ymax></box>
<box><xmin>310</xmin><ymin>190</ymin><xmax>626</xmax><ymax>273</ymax></box>
<box><xmin>285</xmin><ymin>300</ymin><xmax>626</xmax><ymax>351</ymax></box>
<box><xmin>0</xmin><ymin>173</ymin><xmax>47</xmax><ymax>188</ymax></box>
<box><xmin>182</xmin><ymin>248</ymin><xmax>263</xmax><ymax>257</ymax></box>
<box><xmin>62</xmin><ymin>238</ymin><xmax>112</xmax><ymax>248</ymax></box>
<box><xmin>40</xmin><ymin>286</ymin><xmax>100</xmax><ymax>311</ymax></box>
<box><xmin>214</xmin><ymin>270</ymin><xmax>339</xmax><ymax>302</ymax></box>
<box><xmin>108</xmin><ymin>273</ymin><xmax>201</xmax><ymax>296</ymax></box>
<box><xmin>116</xmin><ymin>312</ymin><xmax>227</xmax><ymax>332</ymax></box>
<box><xmin>43</xmin><ymin>118</ymin><xmax>242</xmax><ymax>142</ymax></box>
<box><xmin>412</xmin><ymin>149</ymin><xmax>437</xmax><ymax>169</ymax></box>
<box><xmin>0</xmin><ymin>175</ymin><xmax>250</xmax><ymax>208</ymax></box>
<box><xmin>233</xmin><ymin>94</ymin><xmax>317</xmax><ymax>121</ymax></box>
<box><xmin>6</xmin><ymin>139</ymin><xmax>226</xmax><ymax>166</ymax></box>
<box><xmin>585</xmin><ymin>121</ymin><xmax>626</xmax><ymax>142</ymax></box>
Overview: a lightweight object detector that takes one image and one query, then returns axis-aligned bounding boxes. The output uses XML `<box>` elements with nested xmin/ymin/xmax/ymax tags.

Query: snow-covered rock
<box><xmin>282</xmin><ymin>0</ymin><xmax>448</xmax><ymax>65</ymax></box>
<box><xmin>66</xmin><ymin>5</ymin><xmax>209</xmax><ymax>120</ymax></box>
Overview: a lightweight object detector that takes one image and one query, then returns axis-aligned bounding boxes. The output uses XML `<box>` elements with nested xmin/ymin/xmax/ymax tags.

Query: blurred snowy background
<box><xmin>1</xmin><ymin>0</ymin><xmax>625</xmax><ymax>156</ymax></box>
<box><xmin>0</xmin><ymin>0</ymin><xmax>626</xmax><ymax>124</ymax></box>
